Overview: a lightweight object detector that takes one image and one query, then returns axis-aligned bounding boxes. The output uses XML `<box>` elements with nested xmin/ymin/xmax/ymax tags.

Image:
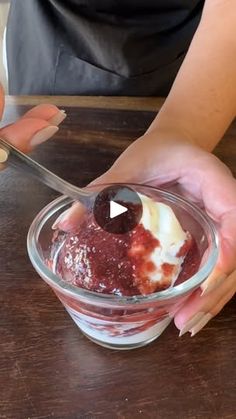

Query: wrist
<box><xmin>146</xmin><ymin>103</ymin><xmax>221</xmax><ymax>153</ymax></box>
<box><xmin>144</xmin><ymin>118</ymin><xmax>196</xmax><ymax>150</ymax></box>
<box><xmin>146</xmin><ymin>112</ymin><xmax>197</xmax><ymax>144</ymax></box>
<box><xmin>139</xmin><ymin>126</ymin><xmax>218</xmax><ymax>170</ymax></box>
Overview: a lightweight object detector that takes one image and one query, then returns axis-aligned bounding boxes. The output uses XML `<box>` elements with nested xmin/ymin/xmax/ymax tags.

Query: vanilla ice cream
<box><xmin>129</xmin><ymin>194</ymin><xmax>191</xmax><ymax>293</ymax></box>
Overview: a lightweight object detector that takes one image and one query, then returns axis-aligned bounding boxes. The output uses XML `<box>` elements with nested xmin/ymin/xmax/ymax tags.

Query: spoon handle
<box><xmin>0</xmin><ymin>138</ymin><xmax>91</xmax><ymax>205</ymax></box>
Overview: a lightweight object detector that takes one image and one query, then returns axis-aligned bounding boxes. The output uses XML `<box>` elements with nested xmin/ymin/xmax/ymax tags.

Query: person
<box><xmin>0</xmin><ymin>0</ymin><xmax>235</xmax><ymax>337</ymax></box>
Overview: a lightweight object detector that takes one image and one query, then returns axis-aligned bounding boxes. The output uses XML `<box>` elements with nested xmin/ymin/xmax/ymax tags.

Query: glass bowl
<box><xmin>27</xmin><ymin>184</ymin><xmax>218</xmax><ymax>350</ymax></box>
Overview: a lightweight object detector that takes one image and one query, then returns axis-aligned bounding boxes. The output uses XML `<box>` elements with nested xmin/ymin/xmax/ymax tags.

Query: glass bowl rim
<box><xmin>27</xmin><ymin>183</ymin><xmax>219</xmax><ymax>305</ymax></box>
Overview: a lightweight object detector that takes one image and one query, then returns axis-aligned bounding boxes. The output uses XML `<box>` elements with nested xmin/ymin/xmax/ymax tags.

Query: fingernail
<box><xmin>201</xmin><ymin>274</ymin><xmax>227</xmax><ymax>297</ymax></box>
<box><xmin>179</xmin><ymin>312</ymin><xmax>206</xmax><ymax>337</ymax></box>
<box><xmin>52</xmin><ymin>209</ymin><xmax>71</xmax><ymax>230</ymax></box>
<box><xmin>0</xmin><ymin>148</ymin><xmax>8</xmax><ymax>163</ymax></box>
<box><xmin>190</xmin><ymin>313</ymin><xmax>213</xmax><ymax>337</ymax></box>
<box><xmin>48</xmin><ymin>110</ymin><xmax>67</xmax><ymax>126</ymax></box>
<box><xmin>30</xmin><ymin>126</ymin><xmax>59</xmax><ymax>147</ymax></box>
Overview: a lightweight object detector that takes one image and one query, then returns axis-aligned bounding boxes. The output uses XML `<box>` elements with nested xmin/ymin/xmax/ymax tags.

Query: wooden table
<box><xmin>0</xmin><ymin>96</ymin><xmax>235</xmax><ymax>419</ymax></box>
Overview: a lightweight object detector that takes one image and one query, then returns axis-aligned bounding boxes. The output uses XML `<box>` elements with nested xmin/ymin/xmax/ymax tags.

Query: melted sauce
<box><xmin>51</xmin><ymin>213</ymin><xmax>200</xmax><ymax>296</ymax></box>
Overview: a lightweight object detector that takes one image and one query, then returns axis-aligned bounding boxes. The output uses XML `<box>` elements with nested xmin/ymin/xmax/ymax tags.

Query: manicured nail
<box><xmin>52</xmin><ymin>209</ymin><xmax>71</xmax><ymax>230</ymax></box>
<box><xmin>201</xmin><ymin>274</ymin><xmax>227</xmax><ymax>297</ymax></box>
<box><xmin>48</xmin><ymin>110</ymin><xmax>67</xmax><ymax>126</ymax></box>
<box><xmin>0</xmin><ymin>148</ymin><xmax>8</xmax><ymax>163</ymax></box>
<box><xmin>190</xmin><ymin>313</ymin><xmax>213</xmax><ymax>337</ymax></box>
<box><xmin>30</xmin><ymin>126</ymin><xmax>59</xmax><ymax>147</ymax></box>
<box><xmin>179</xmin><ymin>312</ymin><xmax>206</xmax><ymax>337</ymax></box>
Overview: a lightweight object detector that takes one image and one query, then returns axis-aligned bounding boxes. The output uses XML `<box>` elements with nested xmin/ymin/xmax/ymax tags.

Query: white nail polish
<box><xmin>30</xmin><ymin>126</ymin><xmax>59</xmax><ymax>147</ymax></box>
<box><xmin>190</xmin><ymin>313</ymin><xmax>213</xmax><ymax>336</ymax></box>
<box><xmin>52</xmin><ymin>209</ymin><xmax>70</xmax><ymax>230</ymax></box>
<box><xmin>48</xmin><ymin>110</ymin><xmax>67</xmax><ymax>126</ymax></box>
<box><xmin>0</xmin><ymin>148</ymin><xmax>8</xmax><ymax>163</ymax></box>
<box><xmin>179</xmin><ymin>312</ymin><xmax>206</xmax><ymax>337</ymax></box>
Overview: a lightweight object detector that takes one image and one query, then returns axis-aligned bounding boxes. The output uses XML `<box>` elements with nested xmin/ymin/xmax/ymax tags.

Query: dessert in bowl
<box><xmin>27</xmin><ymin>184</ymin><xmax>218</xmax><ymax>350</ymax></box>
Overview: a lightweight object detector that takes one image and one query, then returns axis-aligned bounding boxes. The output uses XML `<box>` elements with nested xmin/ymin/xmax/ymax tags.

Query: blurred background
<box><xmin>0</xmin><ymin>2</ymin><xmax>10</xmax><ymax>92</ymax></box>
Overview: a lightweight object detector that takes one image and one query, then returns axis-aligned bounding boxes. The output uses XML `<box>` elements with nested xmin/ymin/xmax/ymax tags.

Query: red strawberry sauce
<box><xmin>52</xmin><ymin>213</ymin><xmax>200</xmax><ymax>296</ymax></box>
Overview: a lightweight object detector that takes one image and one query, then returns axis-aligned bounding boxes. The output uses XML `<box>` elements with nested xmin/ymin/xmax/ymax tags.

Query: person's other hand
<box><xmin>57</xmin><ymin>132</ymin><xmax>236</xmax><ymax>337</ymax></box>
<box><xmin>0</xmin><ymin>84</ymin><xmax>66</xmax><ymax>168</ymax></box>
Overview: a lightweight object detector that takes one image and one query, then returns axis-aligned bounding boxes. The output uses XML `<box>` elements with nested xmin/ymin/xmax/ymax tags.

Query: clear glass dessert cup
<box><xmin>27</xmin><ymin>184</ymin><xmax>218</xmax><ymax>350</ymax></box>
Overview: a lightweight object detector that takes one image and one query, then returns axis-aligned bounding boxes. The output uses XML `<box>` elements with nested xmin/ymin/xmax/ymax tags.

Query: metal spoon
<box><xmin>0</xmin><ymin>138</ymin><xmax>95</xmax><ymax>207</ymax></box>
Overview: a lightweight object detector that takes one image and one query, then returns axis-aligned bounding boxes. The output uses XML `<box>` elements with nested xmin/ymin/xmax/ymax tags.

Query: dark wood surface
<box><xmin>0</xmin><ymin>97</ymin><xmax>235</xmax><ymax>419</ymax></box>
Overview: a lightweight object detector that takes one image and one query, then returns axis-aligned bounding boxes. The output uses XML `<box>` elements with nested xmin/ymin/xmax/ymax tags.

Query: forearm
<box><xmin>148</xmin><ymin>0</ymin><xmax>236</xmax><ymax>152</ymax></box>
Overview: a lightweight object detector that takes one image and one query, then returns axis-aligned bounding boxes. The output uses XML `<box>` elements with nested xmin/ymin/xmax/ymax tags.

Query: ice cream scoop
<box><xmin>130</xmin><ymin>194</ymin><xmax>192</xmax><ymax>294</ymax></box>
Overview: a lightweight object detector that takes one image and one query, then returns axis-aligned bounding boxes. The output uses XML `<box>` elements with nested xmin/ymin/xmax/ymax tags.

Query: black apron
<box><xmin>7</xmin><ymin>0</ymin><xmax>204</xmax><ymax>96</ymax></box>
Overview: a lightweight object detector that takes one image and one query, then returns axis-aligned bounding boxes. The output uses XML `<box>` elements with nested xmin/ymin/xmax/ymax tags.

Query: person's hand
<box><xmin>56</xmin><ymin>131</ymin><xmax>236</xmax><ymax>337</ymax></box>
<box><xmin>0</xmin><ymin>84</ymin><xmax>66</xmax><ymax>167</ymax></box>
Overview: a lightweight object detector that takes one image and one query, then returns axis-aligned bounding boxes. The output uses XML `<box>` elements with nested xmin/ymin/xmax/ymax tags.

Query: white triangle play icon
<box><xmin>110</xmin><ymin>200</ymin><xmax>128</xmax><ymax>219</ymax></box>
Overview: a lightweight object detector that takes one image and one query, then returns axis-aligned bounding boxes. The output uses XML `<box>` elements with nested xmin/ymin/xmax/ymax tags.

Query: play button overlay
<box><xmin>110</xmin><ymin>201</ymin><xmax>128</xmax><ymax>219</ymax></box>
<box><xmin>93</xmin><ymin>185</ymin><xmax>143</xmax><ymax>234</ymax></box>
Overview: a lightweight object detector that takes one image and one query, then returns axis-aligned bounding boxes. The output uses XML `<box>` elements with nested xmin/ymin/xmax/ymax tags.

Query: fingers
<box><xmin>0</xmin><ymin>104</ymin><xmax>67</xmax><ymax>167</ymax></box>
<box><xmin>0</xmin><ymin>118</ymin><xmax>59</xmax><ymax>153</ymax></box>
<box><xmin>200</xmin><ymin>269</ymin><xmax>227</xmax><ymax>296</ymax></box>
<box><xmin>0</xmin><ymin>119</ymin><xmax>58</xmax><ymax>171</ymax></box>
<box><xmin>175</xmin><ymin>269</ymin><xmax>236</xmax><ymax>336</ymax></box>
<box><xmin>0</xmin><ymin>83</ymin><xmax>5</xmax><ymax>120</ymax></box>
<box><xmin>190</xmin><ymin>287</ymin><xmax>235</xmax><ymax>337</ymax></box>
<box><xmin>22</xmin><ymin>104</ymin><xmax>66</xmax><ymax>126</ymax></box>
<box><xmin>200</xmin><ymin>209</ymin><xmax>236</xmax><ymax>300</ymax></box>
<box><xmin>217</xmin><ymin>210</ymin><xmax>236</xmax><ymax>274</ymax></box>
<box><xmin>0</xmin><ymin>104</ymin><xmax>67</xmax><ymax>171</ymax></box>
<box><xmin>0</xmin><ymin>148</ymin><xmax>8</xmax><ymax>165</ymax></box>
